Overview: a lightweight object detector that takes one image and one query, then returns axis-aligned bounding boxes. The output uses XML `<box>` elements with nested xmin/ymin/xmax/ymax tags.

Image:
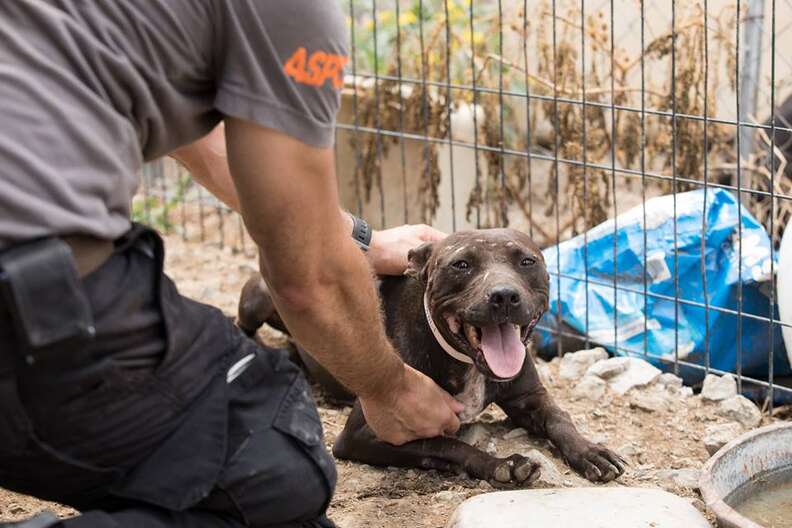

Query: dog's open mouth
<box><xmin>444</xmin><ymin>314</ymin><xmax>540</xmax><ymax>379</ymax></box>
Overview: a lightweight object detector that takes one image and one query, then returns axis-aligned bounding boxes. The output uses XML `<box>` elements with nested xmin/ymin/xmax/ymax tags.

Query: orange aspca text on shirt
<box><xmin>284</xmin><ymin>47</ymin><xmax>348</xmax><ymax>89</ymax></box>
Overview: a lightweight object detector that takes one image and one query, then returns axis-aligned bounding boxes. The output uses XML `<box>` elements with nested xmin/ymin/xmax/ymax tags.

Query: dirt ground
<box><xmin>1</xmin><ymin>234</ymin><xmax>786</xmax><ymax>526</ymax></box>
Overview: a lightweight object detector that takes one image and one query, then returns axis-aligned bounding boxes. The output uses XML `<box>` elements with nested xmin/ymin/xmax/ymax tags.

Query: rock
<box><xmin>618</xmin><ymin>444</ymin><xmax>640</xmax><ymax>459</ymax></box>
<box><xmin>718</xmin><ymin>395</ymin><xmax>762</xmax><ymax>429</ymax></box>
<box><xmin>587</xmin><ymin>357</ymin><xmax>629</xmax><ymax>379</ymax></box>
<box><xmin>701</xmin><ymin>374</ymin><xmax>737</xmax><ymax>401</ymax></box>
<box><xmin>460</xmin><ymin>423</ymin><xmax>490</xmax><ymax>447</ymax></box>
<box><xmin>600</xmin><ymin>357</ymin><xmax>662</xmax><ymax>395</ymax></box>
<box><xmin>485</xmin><ymin>440</ymin><xmax>497</xmax><ymax>455</ymax></box>
<box><xmin>630</xmin><ymin>391</ymin><xmax>668</xmax><ymax>413</ymax></box>
<box><xmin>703</xmin><ymin>422</ymin><xmax>745</xmax><ymax>455</ymax></box>
<box><xmin>658</xmin><ymin>372</ymin><xmax>684</xmax><ymax>388</ymax></box>
<box><xmin>478</xmin><ymin>411</ymin><xmax>497</xmax><ymax>423</ymax></box>
<box><xmin>536</xmin><ymin>360</ymin><xmax>554</xmax><ymax>385</ymax></box>
<box><xmin>616</xmin><ymin>444</ymin><xmax>641</xmax><ymax>456</ymax></box>
<box><xmin>503</xmin><ymin>427</ymin><xmax>528</xmax><ymax>440</ymax></box>
<box><xmin>199</xmin><ymin>286</ymin><xmax>218</xmax><ymax>300</ymax></box>
<box><xmin>559</xmin><ymin>348</ymin><xmax>609</xmax><ymax>380</ymax></box>
<box><xmin>688</xmin><ymin>498</ymin><xmax>707</xmax><ymax>514</ymax></box>
<box><xmin>676</xmin><ymin>386</ymin><xmax>694</xmax><ymax>398</ymax></box>
<box><xmin>447</xmin><ymin>488</ymin><xmax>711</xmax><ymax>528</ymax></box>
<box><xmin>572</xmin><ymin>375</ymin><xmax>607</xmax><ymax>400</ymax></box>
<box><xmin>435</xmin><ymin>490</ymin><xmax>461</xmax><ymax>502</ymax></box>
<box><xmin>516</xmin><ymin>449</ymin><xmax>567</xmax><ymax>487</ymax></box>
<box><xmin>478</xmin><ymin>480</ymin><xmax>494</xmax><ymax>491</ymax></box>
<box><xmin>237</xmin><ymin>263</ymin><xmax>257</xmax><ymax>274</ymax></box>
<box><xmin>653</xmin><ymin>468</ymin><xmax>701</xmax><ymax>489</ymax></box>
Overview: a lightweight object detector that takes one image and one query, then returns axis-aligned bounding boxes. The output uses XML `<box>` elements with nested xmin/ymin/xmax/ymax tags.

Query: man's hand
<box><xmin>360</xmin><ymin>365</ymin><xmax>464</xmax><ymax>445</ymax></box>
<box><xmin>369</xmin><ymin>224</ymin><xmax>447</xmax><ymax>275</ymax></box>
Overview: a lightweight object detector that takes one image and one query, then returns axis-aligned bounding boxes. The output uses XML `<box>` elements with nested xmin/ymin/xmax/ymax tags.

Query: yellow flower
<box><xmin>377</xmin><ymin>10</ymin><xmax>394</xmax><ymax>25</ymax></box>
<box><xmin>399</xmin><ymin>12</ymin><xmax>417</xmax><ymax>26</ymax></box>
<box><xmin>463</xmin><ymin>30</ymin><xmax>486</xmax><ymax>46</ymax></box>
<box><xmin>447</xmin><ymin>1</ymin><xmax>465</xmax><ymax>23</ymax></box>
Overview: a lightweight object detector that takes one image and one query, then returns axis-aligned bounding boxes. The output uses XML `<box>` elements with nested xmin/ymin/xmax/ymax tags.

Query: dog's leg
<box><xmin>237</xmin><ymin>273</ymin><xmax>288</xmax><ymax>335</ymax></box>
<box><xmin>497</xmin><ymin>360</ymin><xmax>625</xmax><ymax>483</ymax></box>
<box><xmin>333</xmin><ymin>403</ymin><xmax>540</xmax><ymax>486</ymax></box>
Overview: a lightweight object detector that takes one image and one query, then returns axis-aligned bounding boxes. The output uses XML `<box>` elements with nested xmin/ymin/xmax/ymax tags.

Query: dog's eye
<box><xmin>451</xmin><ymin>260</ymin><xmax>470</xmax><ymax>271</ymax></box>
<box><xmin>520</xmin><ymin>256</ymin><xmax>536</xmax><ymax>267</ymax></box>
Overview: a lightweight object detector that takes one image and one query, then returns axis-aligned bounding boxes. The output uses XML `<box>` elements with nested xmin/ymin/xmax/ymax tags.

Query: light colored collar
<box><xmin>423</xmin><ymin>292</ymin><xmax>474</xmax><ymax>364</ymax></box>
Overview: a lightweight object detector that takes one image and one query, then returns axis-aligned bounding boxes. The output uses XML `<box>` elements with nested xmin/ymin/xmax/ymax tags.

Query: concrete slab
<box><xmin>446</xmin><ymin>487</ymin><xmax>710</xmax><ymax>528</ymax></box>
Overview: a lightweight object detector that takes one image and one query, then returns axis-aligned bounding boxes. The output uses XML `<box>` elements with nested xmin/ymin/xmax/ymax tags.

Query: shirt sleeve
<box><xmin>210</xmin><ymin>0</ymin><xmax>348</xmax><ymax>148</ymax></box>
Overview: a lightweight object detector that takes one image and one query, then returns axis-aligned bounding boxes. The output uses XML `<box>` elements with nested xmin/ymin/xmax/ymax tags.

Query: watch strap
<box><xmin>349</xmin><ymin>214</ymin><xmax>372</xmax><ymax>251</ymax></box>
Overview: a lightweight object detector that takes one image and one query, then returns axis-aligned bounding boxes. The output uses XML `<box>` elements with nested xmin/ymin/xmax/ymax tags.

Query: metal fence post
<box><xmin>738</xmin><ymin>0</ymin><xmax>765</xmax><ymax>177</ymax></box>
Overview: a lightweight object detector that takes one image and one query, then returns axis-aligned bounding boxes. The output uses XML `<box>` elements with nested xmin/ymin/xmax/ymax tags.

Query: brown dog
<box><xmin>238</xmin><ymin>228</ymin><xmax>624</xmax><ymax>485</ymax></box>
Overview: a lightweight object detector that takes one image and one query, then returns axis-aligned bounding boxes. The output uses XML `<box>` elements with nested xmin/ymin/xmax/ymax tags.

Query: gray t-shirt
<box><xmin>0</xmin><ymin>0</ymin><xmax>348</xmax><ymax>248</ymax></box>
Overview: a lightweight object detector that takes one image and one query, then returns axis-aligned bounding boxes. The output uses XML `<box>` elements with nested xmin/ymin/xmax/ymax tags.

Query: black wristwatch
<box><xmin>349</xmin><ymin>214</ymin><xmax>372</xmax><ymax>252</ymax></box>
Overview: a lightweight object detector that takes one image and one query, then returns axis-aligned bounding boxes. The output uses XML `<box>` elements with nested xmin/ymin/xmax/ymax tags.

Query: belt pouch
<box><xmin>0</xmin><ymin>238</ymin><xmax>94</xmax><ymax>362</ymax></box>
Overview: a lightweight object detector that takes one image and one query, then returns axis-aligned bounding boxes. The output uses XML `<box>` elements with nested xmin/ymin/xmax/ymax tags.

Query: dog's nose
<box><xmin>489</xmin><ymin>286</ymin><xmax>522</xmax><ymax>311</ymax></box>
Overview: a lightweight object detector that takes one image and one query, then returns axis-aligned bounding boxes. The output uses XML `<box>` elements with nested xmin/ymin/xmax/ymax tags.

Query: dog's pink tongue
<box><xmin>480</xmin><ymin>323</ymin><xmax>526</xmax><ymax>378</ymax></box>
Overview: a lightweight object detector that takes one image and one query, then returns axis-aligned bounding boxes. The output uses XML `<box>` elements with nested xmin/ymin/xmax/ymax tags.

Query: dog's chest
<box><xmin>454</xmin><ymin>369</ymin><xmax>487</xmax><ymax>423</ymax></box>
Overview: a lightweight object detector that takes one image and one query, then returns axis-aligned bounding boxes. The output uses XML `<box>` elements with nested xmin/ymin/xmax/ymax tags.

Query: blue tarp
<box><xmin>539</xmin><ymin>188</ymin><xmax>790</xmax><ymax>384</ymax></box>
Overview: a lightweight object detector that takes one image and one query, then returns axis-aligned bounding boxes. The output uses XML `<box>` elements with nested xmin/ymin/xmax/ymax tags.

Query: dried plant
<box><xmin>745</xmin><ymin>128</ymin><xmax>792</xmax><ymax>248</ymax></box>
<box><xmin>347</xmin><ymin>0</ymin><xmax>742</xmax><ymax>245</ymax></box>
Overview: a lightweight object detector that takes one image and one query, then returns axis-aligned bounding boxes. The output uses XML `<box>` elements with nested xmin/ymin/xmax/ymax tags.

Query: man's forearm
<box><xmin>261</xmin><ymin>232</ymin><xmax>404</xmax><ymax>400</ymax></box>
<box><xmin>226</xmin><ymin>119</ymin><xmax>404</xmax><ymax>400</ymax></box>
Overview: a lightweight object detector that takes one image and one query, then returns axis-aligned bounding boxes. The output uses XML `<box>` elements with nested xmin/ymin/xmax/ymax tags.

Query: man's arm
<box><xmin>171</xmin><ymin>124</ymin><xmax>241</xmax><ymax>212</ymax></box>
<box><xmin>170</xmin><ymin>124</ymin><xmax>445</xmax><ymax>275</ymax></box>
<box><xmin>222</xmin><ymin>118</ymin><xmax>462</xmax><ymax>445</ymax></box>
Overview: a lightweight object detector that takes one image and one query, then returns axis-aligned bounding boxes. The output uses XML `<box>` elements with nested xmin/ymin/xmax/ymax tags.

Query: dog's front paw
<box><xmin>566</xmin><ymin>442</ymin><xmax>626</xmax><ymax>483</ymax></box>
<box><xmin>489</xmin><ymin>454</ymin><xmax>541</xmax><ymax>486</ymax></box>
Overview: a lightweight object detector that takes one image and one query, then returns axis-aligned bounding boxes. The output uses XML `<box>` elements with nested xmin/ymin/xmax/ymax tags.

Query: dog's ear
<box><xmin>405</xmin><ymin>242</ymin><xmax>434</xmax><ymax>282</ymax></box>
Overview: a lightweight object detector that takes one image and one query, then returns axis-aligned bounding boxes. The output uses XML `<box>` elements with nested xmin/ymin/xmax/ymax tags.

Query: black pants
<box><xmin>0</xmin><ymin>226</ymin><xmax>336</xmax><ymax>527</ymax></box>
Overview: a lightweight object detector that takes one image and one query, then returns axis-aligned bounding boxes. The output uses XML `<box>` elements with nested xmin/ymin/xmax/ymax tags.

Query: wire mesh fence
<box><xmin>136</xmin><ymin>158</ymin><xmax>255</xmax><ymax>255</ymax></box>
<box><xmin>137</xmin><ymin>0</ymin><xmax>792</xmax><ymax>409</ymax></box>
